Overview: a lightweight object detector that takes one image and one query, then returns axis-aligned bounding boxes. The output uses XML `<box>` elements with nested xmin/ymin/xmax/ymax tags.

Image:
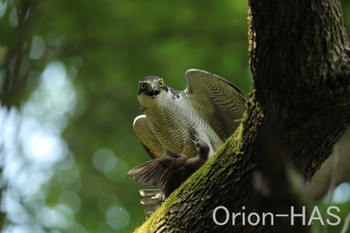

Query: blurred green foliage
<box><xmin>1</xmin><ymin>0</ymin><xmax>350</xmax><ymax>232</ymax></box>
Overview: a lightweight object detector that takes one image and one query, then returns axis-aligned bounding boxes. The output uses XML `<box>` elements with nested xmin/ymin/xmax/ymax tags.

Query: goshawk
<box><xmin>133</xmin><ymin>69</ymin><xmax>246</xmax><ymax>159</ymax></box>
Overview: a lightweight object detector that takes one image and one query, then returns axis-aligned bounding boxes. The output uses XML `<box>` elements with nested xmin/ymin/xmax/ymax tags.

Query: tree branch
<box><xmin>249</xmin><ymin>0</ymin><xmax>350</xmax><ymax>179</ymax></box>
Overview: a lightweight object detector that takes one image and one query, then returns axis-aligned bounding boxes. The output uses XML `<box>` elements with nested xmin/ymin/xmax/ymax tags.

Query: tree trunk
<box><xmin>134</xmin><ymin>1</ymin><xmax>350</xmax><ymax>232</ymax></box>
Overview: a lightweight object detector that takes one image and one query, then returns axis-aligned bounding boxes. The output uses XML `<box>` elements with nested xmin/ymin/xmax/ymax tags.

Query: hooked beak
<box><xmin>138</xmin><ymin>81</ymin><xmax>161</xmax><ymax>98</ymax></box>
<box><xmin>148</xmin><ymin>83</ymin><xmax>160</xmax><ymax>98</ymax></box>
<box><xmin>149</xmin><ymin>90</ymin><xmax>160</xmax><ymax>98</ymax></box>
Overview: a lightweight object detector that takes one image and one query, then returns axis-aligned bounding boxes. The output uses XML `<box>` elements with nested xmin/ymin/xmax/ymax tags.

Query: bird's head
<box><xmin>137</xmin><ymin>76</ymin><xmax>170</xmax><ymax>109</ymax></box>
<box><xmin>138</xmin><ymin>76</ymin><xmax>168</xmax><ymax>98</ymax></box>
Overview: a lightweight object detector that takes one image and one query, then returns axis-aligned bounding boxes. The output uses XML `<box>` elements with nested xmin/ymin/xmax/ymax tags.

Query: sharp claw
<box><xmin>139</xmin><ymin>188</ymin><xmax>165</xmax><ymax>206</ymax></box>
<box><xmin>139</xmin><ymin>188</ymin><xmax>163</xmax><ymax>197</ymax></box>
<box><xmin>140</xmin><ymin>197</ymin><xmax>162</xmax><ymax>205</ymax></box>
<box><xmin>140</xmin><ymin>192</ymin><xmax>165</xmax><ymax>205</ymax></box>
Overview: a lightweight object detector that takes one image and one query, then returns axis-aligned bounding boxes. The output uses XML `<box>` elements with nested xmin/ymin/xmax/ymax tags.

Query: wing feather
<box><xmin>185</xmin><ymin>69</ymin><xmax>246</xmax><ymax>140</ymax></box>
<box><xmin>133</xmin><ymin>115</ymin><xmax>164</xmax><ymax>158</ymax></box>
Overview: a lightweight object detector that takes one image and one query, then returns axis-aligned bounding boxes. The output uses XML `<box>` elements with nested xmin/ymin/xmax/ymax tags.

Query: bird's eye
<box><xmin>159</xmin><ymin>80</ymin><xmax>164</xmax><ymax>87</ymax></box>
<box><xmin>140</xmin><ymin>83</ymin><xmax>146</xmax><ymax>89</ymax></box>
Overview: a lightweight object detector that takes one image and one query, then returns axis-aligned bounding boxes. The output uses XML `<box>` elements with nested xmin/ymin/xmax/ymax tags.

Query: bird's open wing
<box><xmin>133</xmin><ymin>115</ymin><xmax>164</xmax><ymax>159</ymax></box>
<box><xmin>185</xmin><ymin>69</ymin><xmax>246</xmax><ymax>141</ymax></box>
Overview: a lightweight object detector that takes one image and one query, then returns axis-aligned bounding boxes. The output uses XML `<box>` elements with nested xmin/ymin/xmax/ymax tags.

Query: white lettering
<box><xmin>213</xmin><ymin>206</ymin><xmax>229</xmax><ymax>226</ymax></box>
<box><xmin>308</xmin><ymin>206</ymin><xmax>324</xmax><ymax>225</ymax></box>
<box><xmin>290</xmin><ymin>206</ymin><xmax>306</xmax><ymax>225</ymax></box>
<box><xmin>247</xmin><ymin>213</ymin><xmax>260</xmax><ymax>226</ymax></box>
<box><xmin>232</xmin><ymin>212</ymin><xmax>241</xmax><ymax>225</ymax></box>
<box><xmin>327</xmin><ymin>206</ymin><xmax>341</xmax><ymax>226</ymax></box>
<box><xmin>262</xmin><ymin>212</ymin><xmax>274</xmax><ymax>225</ymax></box>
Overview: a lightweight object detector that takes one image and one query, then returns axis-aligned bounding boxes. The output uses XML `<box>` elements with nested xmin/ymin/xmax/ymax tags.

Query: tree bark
<box><xmin>134</xmin><ymin>1</ymin><xmax>350</xmax><ymax>232</ymax></box>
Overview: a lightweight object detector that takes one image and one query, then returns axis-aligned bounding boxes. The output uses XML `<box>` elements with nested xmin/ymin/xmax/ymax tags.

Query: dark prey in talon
<box><xmin>128</xmin><ymin>138</ymin><xmax>210</xmax><ymax>200</ymax></box>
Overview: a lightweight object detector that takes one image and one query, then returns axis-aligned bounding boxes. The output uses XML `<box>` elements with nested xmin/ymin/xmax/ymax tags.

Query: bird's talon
<box><xmin>139</xmin><ymin>188</ymin><xmax>163</xmax><ymax>197</ymax></box>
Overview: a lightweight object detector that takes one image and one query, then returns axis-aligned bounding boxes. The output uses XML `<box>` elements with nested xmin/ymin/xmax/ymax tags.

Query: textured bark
<box><xmin>249</xmin><ymin>0</ymin><xmax>350</xmax><ymax>180</ymax></box>
<box><xmin>134</xmin><ymin>1</ymin><xmax>350</xmax><ymax>232</ymax></box>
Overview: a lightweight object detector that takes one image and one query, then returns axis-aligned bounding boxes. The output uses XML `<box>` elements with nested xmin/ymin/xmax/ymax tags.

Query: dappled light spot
<box><xmin>59</xmin><ymin>162</ymin><xmax>81</xmax><ymax>187</ymax></box>
<box><xmin>3</xmin><ymin>190</ymin><xmax>28</xmax><ymax>225</ymax></box>
<box><xmin>93</xmin><ymin>148</ymin><xmax>117</xmax><ymax>174</ymax></box>
<box><xmin>97</xmin><ymin>193</ymin><xmax>120</xmax><ymax>213</ymax></box>
<box><xmin>58</xmin><ymin>191</ymin><xmax>81</xmax><ymax>213</ymax></box>
<box><xmin>3</xmin><ymin>224</ymin><xmax>32</xmax><ymax>233</ymax></box>
<box><xmin>105</xmin><ymin>205</ymin><xmax>130</xmax><ymax>230</ymax></box>
<box><xmin>333</xmin><ymin>183</ymin><xmax>350</xmax><ymax>203</ymax></box>
<box><xmin>1</xmin><ymin>60</ymin><xmax>78</xmax><ymax>232</ymax></box>
<box><xmin>29</xmin><ymin>36</ymin><xmax>46</xmax><ymax>60</ymax></box>
<box><xmin>106</xmin><ymin>157</ymin><xmax>128</xmax><ymax>182</ymax></box>
<box><xmin>21</xmin><ymin>120</ymin><xmax>68</xmax><ymax>166</ymax></box>
<box><xmin>26</xmin><ymin>61</ymin><xmax>77</xmax><ymax>124</ymax></box>
<box><xmin>65</xmin><ymin>223</ymin><xmax>89</xmax><ymax>233</ymax></box>
<box><xmin>0</xmin><ymin>1</ymin><xmax>7</xmax><ymax>18</ymax></box>
<box><xmin>9</xmin><ymin>6</ymin><xmax>17</xmax><ymax>27</ymax></box>
<box><xmin>36</xmin><ymin>204</ymin><xmax>75</xmax><ymax>229</ymax></box>
<box><xmin>92</xmin><ymin>148</ymin><xmax>128</xmax><ymax>182</ymax></box>
<box><xmin>11</xmin><ymin>165</ymin><xmax>52</xmax><ymax>197</ymax></box>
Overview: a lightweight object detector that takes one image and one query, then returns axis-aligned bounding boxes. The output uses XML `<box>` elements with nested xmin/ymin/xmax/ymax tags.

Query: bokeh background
<box><xmin>0</xmin><ymin>1</ymin><xmax>350</xmax><ymax>232</ymax></box>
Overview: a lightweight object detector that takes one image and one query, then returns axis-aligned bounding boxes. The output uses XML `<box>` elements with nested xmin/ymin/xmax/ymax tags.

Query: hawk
<box><xmin>133</xmin><ymin>69</ymin><xmax>246</xmax><ymax>159</ymax></box>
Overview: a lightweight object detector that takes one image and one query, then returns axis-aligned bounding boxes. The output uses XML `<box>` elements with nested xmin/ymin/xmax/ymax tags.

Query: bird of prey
<box><xmin>128</xmin><ymin>138</ymin><xmax>210</xmax><ymax>213</ymax></box>
<box><xmin>133</xmin><ymin>69</ymin><xmax>246</xmax><ymax>159</ymax></box>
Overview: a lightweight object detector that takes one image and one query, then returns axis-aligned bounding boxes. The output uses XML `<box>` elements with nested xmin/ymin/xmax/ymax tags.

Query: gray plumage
<box><xmin>133</xmin><ymin>69</ymin><xmax>246</xmax><ymax>159</ymax></box>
